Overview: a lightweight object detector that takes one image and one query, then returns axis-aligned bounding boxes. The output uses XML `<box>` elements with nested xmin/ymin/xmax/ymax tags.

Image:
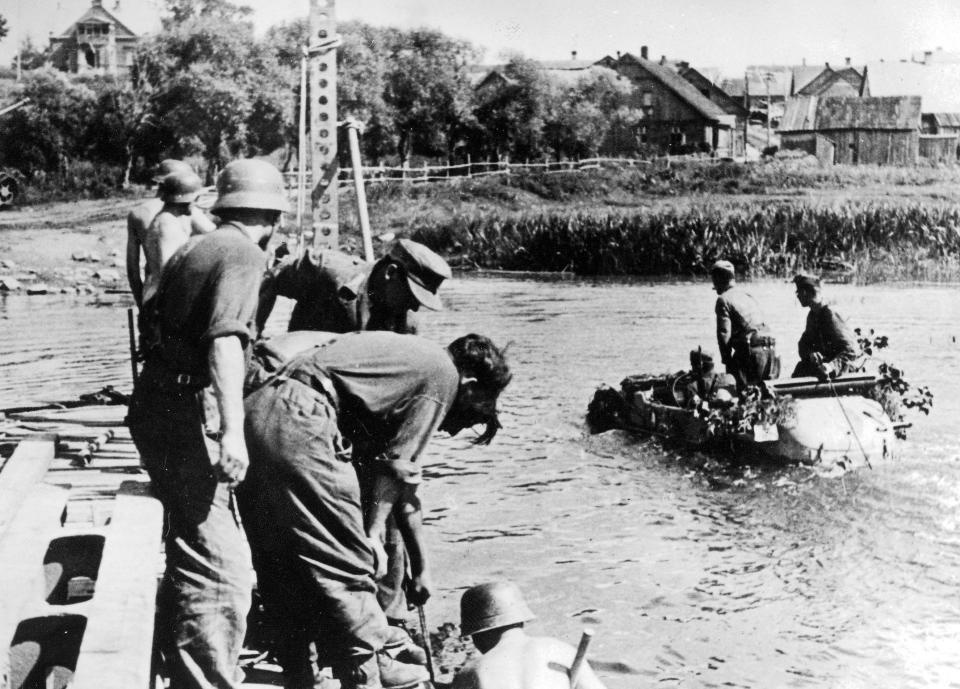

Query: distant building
<box><xmin>612</xmin><ymin>49</ymin><xmax>739</xmax><ymax>156</ymax></box>
<box><xmin>779</xmin><ymin>95</ymin><xmax>922</xmax><ymax>165</ymax></box>
<box><xmin>48</xmin><ymin>0</ymin><xmax>139</xmax><ymax>75</ymax></box>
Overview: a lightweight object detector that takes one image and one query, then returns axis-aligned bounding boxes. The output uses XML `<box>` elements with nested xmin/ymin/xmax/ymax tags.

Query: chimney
<box><xmin>616</xmin><ymin>50</ymin><xmax>621</xmax><ymax>60</ymax></box>
<box><xmin>641</xmin><ymin>45</ymin><xmax>648</xmax><ymax>60</ymax></box>
<box><xmin>660</xmin><ymin>55</ymin><xmax>667</xmax><ymax>65</ymax></box>
<box><xmin>571</xmin><ymin>50</ymin><xmax>577</xmax><ymax>61</ymax></box>
<box><xmin>845</xmin><ymin>57</ymin><xmax>851</xmax><ymax>66</ymax></box>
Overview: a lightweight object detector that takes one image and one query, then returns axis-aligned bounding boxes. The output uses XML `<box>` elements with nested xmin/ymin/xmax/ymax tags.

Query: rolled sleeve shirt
<box><xmin>283</xmin><ymin>331</ymin><xmax>459</xmax><ymax>484</ymax></box>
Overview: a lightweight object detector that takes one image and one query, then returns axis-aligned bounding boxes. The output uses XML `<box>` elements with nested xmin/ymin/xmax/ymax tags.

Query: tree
<box><xmin>0</xmin><ymin>69</ymin><xmax>97</xmax><ymax>174</ymax></box>
<box><xmin>0</xmin><ymin>15</ymin><xmax>8</xmax><ymax>43</ymax></box>
<box><xmin>16</xmin><ymin>36</ymin><xmax>52</xmax><ymax>71</ymax></box>
<box><xmin>161</xmin><ymin>0</ymin><xmax>252</xmax><ymax>27</ymax></box>
<box><xmin>136</xmin><ymin>14</ymin><xmax>291</xmax><ymax>178</ymax></box>
<box><xmin>383</xmin><ymin>29</ymin><xmax>479</xmax><ymax>165</ymax></box>
<box><xmin>474</xmin><ymin>56</ymin><xmax>552</xmax><ymax>161</ymax></box>
<box><xmin>543</xmin><ymin>67</ymin><xmax>638</xmax><ymax>160</ymax></box>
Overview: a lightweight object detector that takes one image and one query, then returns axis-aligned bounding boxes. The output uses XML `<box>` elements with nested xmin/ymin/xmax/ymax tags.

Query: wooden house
<box><xmin>796</xmin><ymin>64</ymin><xmax>865</xmax><ymax>97</ymax></box>
<box><xmin>612</xmin><ymin>51</ymin><xmax>738</xmax><ymax>155</ymax></box>
<box><xmin>48</xmin><ymin>0</ymin><xmax>139</xmax><ymax>75</ymax></box>
<box><xmin>779</xmin><ymin>95</ymin><xmax>921</xmax><ymax>165</ymax></box>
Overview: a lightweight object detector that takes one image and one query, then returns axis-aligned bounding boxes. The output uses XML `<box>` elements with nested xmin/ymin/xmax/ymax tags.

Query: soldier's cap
<box><xmin>386</xmin><ymin>239</ymin><xmax>452</xmax><ymax>311</ymax></box>
<box><xmin>793</xmin><ymin>273</ymin><xmax>821</xmax><ymax>290</ymax></box>
<box><xmin>153</xmin><ymin>159</ymin><xmax>193</xmax><ymax>183</ymax></box>
<box><xmin>710</xmin><ymin>259</ymin><xmax>736</xmax><ymax>278</ymax></box>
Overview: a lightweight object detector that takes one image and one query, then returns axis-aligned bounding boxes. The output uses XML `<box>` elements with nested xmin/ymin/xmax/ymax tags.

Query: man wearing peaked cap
<box><xmin>710</xmin><ymin>259</ymin><xmax>780</xmax><ymax>391</ymax></box>
<box><xmin>792</xmin><ymin>273</ymin><xmax>859</xmax><ymax>379</ymax></box>
<box><xmin>253</xmin><ymin>237</ymin><xmax>452</xmax><ymax>628</ymax></box>
<box><xmin>257</xmin><ymin>237</ymin><xmax>451</xmax><ymax>336</ymax></box>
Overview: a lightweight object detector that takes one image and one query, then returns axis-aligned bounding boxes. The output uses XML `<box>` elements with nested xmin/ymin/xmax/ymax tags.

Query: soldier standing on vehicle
<box><xmin>127</xmin><ymin>159</ymin><xmax>285</xmax><ymax>689</ymax></box>
<box><xmin>239</xmin><ymin>330</ymin><xmax>512</xmax><ymax>689</ymax></box>
<box><xmin>453</xmin><ymin>581</ymin><xmax>608</xmax><ymax>689</ymax></box>
<box><xmin>711</xmin><ymin>260</ymin><xmax>779</xmax><ymax>391</ymax></box>
<box><xmin>791</xmin><ymin>273</ymin><xmax>859</xmax><ymax>379</ymax></box>
<box><xmin>126</xmin><ymin>159</ymin><xmax>215</xmax><ymax>308</ymax></box>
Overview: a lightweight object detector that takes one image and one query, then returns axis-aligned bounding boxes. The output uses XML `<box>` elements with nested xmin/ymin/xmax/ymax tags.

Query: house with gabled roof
<box><xmin>796</xmin><ymin>63</ymin><xmax>866</xmax><ymax>97</ymax></box>
<box><xmin>779</xmin><ymin>95</ymin><xmax>922</xmax><ymax>165</ymax></box>
<box><xmin>48</xmin><ymin>0</ymin><xmax>140</xmax><ymax>75</ymax></box>
<box><xmin>611</xmin><ymin>49</ymin><xmax>740</xmax><ymax>156</ymax></box>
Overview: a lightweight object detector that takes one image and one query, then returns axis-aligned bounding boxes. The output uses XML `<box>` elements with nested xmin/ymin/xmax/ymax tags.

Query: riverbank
<box><xmin>4</xmin><ymin>158</ymin><xmax>960</xmax><ymax>291</ymax></box>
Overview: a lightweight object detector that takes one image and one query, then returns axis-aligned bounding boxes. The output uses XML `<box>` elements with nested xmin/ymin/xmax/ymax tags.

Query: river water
<box><xmin>1</xmin><ymin>277</ymin><xmax>959</xmax><ymax>688</ymax></box>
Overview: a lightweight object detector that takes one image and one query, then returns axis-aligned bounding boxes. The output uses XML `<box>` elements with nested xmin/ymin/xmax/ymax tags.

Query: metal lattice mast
<box><xmin>307</xmin><ymin>0</ymin><xmax>338</xmax><ymax>250</ymax></box>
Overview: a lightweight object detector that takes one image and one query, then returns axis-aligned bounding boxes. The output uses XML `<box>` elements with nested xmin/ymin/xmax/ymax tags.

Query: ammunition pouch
<box><xmin>750</xmin><ymin>333</ymin><xmax>776</xmax><ymax>348</ymax></box>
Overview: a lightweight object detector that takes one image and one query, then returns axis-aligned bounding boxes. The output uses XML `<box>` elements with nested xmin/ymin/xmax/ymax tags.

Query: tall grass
<box><xmin>411</xmin><ymin>201</ymin><xmax>960</xmax><ymax>281</ymax></box>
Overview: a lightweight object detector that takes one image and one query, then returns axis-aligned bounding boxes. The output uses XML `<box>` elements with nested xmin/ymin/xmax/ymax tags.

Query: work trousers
<box><xmin>238</xmin><ymin>375</ymin><xmax>389</xmax><ymax>688</ymax></box>
<box><xmin>128</xmin><ymin>366</ymin><xmax>252</xmax><ymax>689</ymax></box>
<box><xmin>729</xmin><ymin>344</ymin><xmax>780</xmax><ymax>391</ymax></box>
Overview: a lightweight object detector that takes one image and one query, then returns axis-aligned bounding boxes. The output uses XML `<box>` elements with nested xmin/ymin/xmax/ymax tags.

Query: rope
<box><xmin>827</xmin><ymin>378</ymin><xmax>872</xmax><ymax>469</ymax></box>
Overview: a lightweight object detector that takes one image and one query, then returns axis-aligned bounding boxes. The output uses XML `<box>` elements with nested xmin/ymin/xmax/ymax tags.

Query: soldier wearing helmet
<box><xmin>453</xmin><ymin>581</ymin><xmax>607</xmax><ymax>689</ymax></box>
<box><xmin>710</xmin><ymin>259</ymin><xmax>779</xmax><ymax>391</ymax></box>
<box><xmin>125</xmin><ymin>159</ymin><xmax>215</xmax><ymax>308</ymax></box>
<box><xmin>127</xmin><ymin>158</ymin><xmax>286</xmax><ymax>689</ymax></box>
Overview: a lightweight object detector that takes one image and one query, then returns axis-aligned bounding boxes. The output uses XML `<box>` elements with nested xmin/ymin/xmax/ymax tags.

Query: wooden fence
<box><xmin>283</xmin><ymin>154</ymin><xmax>727</xmax><ymax>189</ymax></box>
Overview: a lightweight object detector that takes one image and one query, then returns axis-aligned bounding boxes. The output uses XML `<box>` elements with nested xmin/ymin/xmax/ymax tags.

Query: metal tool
<box><xmin>417</xmin><ymin>604</ymin><xmax>437</xmax><ymax>684</ymax></box>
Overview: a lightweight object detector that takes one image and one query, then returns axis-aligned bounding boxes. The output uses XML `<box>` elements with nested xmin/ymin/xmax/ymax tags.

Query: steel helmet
<box><xmin>460</xmin><ymin>581</ymin><xmax>536</xmax><ymax>637</ymax></box>
<box><xmin>159</xmin><ymin>170</ymin><xmax>204</xmax><ymax>203</ymax></box>
<box><xmin>153</xmin><ymin>158</ymin><xmax>193</xmax><ymax>183</ymax></box>
<box><xmin>212</xmin><ymin>159</ymin><xmax>288</xmax><ymax>213</ymax></box>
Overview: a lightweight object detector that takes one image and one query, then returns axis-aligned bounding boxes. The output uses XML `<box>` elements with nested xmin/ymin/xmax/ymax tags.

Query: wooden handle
<box><xmin>569</xmin><ymin>628</ymin><xmax>594</xmax><ymax>687</ymax></box>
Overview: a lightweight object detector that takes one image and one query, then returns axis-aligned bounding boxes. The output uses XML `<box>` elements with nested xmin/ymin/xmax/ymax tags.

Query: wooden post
<box><xmin>308</xmin><ymin>0</ymin><xmax>339</xmax><ymax>250</ymax></box>
<box><xmin>467</xmin><ymin>153</ymin><xmax>472</xmax><ymax>178</ymax></box>
<box><xmin>345</xmin><ymin>121</ymin><xmax>374</xmax><ymax>262</ymax></box>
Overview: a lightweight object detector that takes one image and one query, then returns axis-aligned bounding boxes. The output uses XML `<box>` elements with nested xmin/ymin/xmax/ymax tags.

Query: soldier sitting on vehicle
<box><xmin>678</xmin><ymin>350</ymin><xmax>737</xmax><ymax>409</ymax></box>
<box><xmin>791</xmin><ymin>273</ymin><xmax>860</xmax><ymax>380</ymax></box>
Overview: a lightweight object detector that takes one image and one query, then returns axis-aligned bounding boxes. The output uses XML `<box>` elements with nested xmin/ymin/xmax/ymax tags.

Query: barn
<box><xmin>779</xmin><ymin>95</ymin><xmax>921</xmax><ymax>165</ymax></box>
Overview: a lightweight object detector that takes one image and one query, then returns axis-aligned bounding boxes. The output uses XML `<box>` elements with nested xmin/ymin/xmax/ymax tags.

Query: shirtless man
<box><xmin>453</xmin><ymin>581</ymin><xmax>607</xmax><ymax>689</ymax></box>
<box><xmin>126</xmin><ymin>159</ymin><xmax>215</xmax><ymax>307</ymax></box>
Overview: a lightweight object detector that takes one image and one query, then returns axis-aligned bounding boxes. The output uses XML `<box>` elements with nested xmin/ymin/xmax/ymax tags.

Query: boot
<box><xmin>377</xmin><ymin>653</ymin><xmax>429</xmax><ymax>689</ymax></box>
<box><xmin>334</xmin><ymin>654</ymin><xmax>381</xmax><ymax>689</ymax></box>
<box><xmin>382</xmin><ymin>626</ymin><xmax>428</xmax><ymax>667</ymax></box>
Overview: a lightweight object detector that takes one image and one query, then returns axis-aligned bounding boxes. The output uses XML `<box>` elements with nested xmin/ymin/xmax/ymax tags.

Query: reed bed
<box><xmin>411</xmin><ymin>202</ymin><xmax>960</xmax><ymax>281</ymax></box>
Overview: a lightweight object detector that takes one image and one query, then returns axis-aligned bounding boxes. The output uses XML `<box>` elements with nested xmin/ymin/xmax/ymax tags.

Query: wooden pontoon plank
<box><xmin>71</xmin><ymin>480</ymin><xmax>164</xmax><ymax>689</ymax></box>
<box><xmin>9</xmin><ymin>406</ymin><xmax>128</xmax><ymax>428</ymax></box>
<box><xmin>0</xmin><ymin>437</ymin><xmax>57</xmax><ymax>538</ymax></box>
<box><xmin>0</xmin><ymin>484</ymin><xmax>70</xmax><ymax>679</ymax></box>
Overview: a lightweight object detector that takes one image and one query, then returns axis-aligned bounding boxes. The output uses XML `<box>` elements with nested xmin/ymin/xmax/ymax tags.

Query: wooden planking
<box><xmin>71</xmin><ymin>480</ymin><xmax>164</xmax><ymax>689</ymax></box>
<box><xmin>10</xmin><ymin>406</ymin><xmax>128</xmax><ymax>428</ymax></box>
<box><xmin>0</xmin><ymin>437</ymin><xmax>57</xmax><ymax>539</ymax></box>
<box><xmin>0</xmin><ymin>483</ymin><xmax>70</xmax><ymax>681</ymax></box>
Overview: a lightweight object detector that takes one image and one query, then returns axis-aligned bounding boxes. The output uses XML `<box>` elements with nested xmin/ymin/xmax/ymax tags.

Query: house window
<box><xmin>641</xmin><ymin>91</ymin><xmax>653</xmax><ymax>107</ymax></box>
<box><xmin>638</xmin><ymin>125</ymin><xmax>649</xmax><ymax>144</ymax></box>
<box><xmin>671</xmin><ymin>126</ymin><xmax>685</xmax><ymax>148</ymax></box>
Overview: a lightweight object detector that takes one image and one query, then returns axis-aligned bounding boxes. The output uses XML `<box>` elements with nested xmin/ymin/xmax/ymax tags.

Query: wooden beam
<box><xmin>9</xmin><ymin>406</ymin><xmax>127</xmax><ymax>427</ymax></box>
<box><xmin>0</xmin><ymin>484</ymin><xmax>70</xmax><ymax>682</ymax></box>
<box><xmin>71</xmin><ymin>480</ymin><xmax>164</xmax><ymax>689</ymax></box>
<box><xmin>0</xmin><ymin>436</ymin><xmax>58</xmax><ymax>539</ymax></box>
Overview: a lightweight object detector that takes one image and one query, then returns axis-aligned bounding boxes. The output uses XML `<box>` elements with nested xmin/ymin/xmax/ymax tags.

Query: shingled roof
<box><xmin>780</xmin><ymin>95</ymin><xmax>921</xmax><ymax>132</ymax></box>
<box><xmin>56</xmin><ymin>0</ymin><xmax>138</xmax><ymax>39</ymax></box>
<box><xmin>618</xmin><ymin>52</ymin><xmax>728</xmax><ymax>121</ymax></box>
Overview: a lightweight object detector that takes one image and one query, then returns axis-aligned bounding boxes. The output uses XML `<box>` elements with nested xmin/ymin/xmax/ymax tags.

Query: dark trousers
<box><xmin>238</xmin><ymin>376</ymin><xmax>389</xmax><ymax>687</ymax></box>
<box><xmin>128</xmin><ymin>367</ymin><xmax>252</xmax><ymax>689</ymax></box>
<box><xmin>728</xmin><ymin>344</ymin><xmax>780</xmax><ymax>391</ymax></box>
